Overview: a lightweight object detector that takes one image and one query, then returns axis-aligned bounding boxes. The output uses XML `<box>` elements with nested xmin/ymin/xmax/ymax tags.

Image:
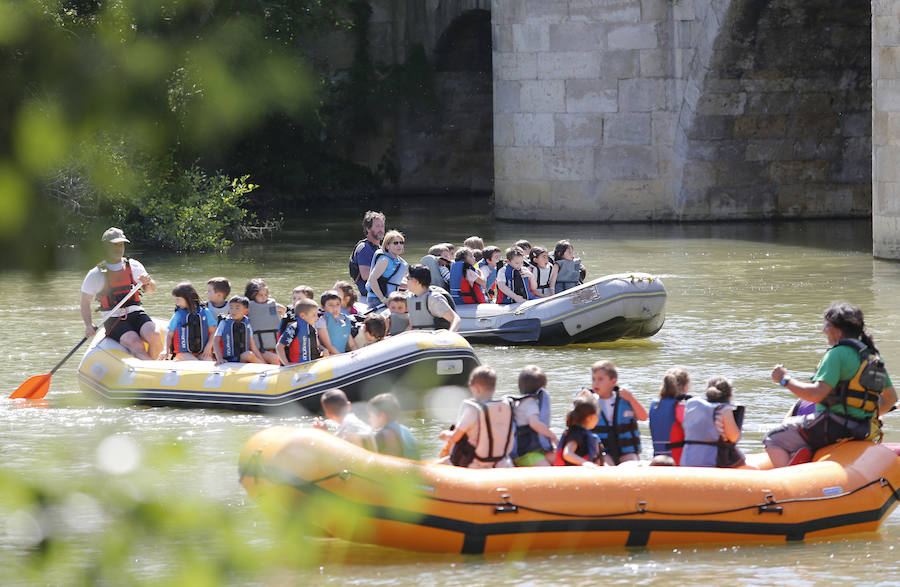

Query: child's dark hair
<box><xmin>321</xmin><ymin>388</ymin><xmax>350</xmax><ymax>414</ymax></box>
<box><xmin>294</xmin><ymin>285</ymin><xmax>315</xmax><ymax>300</ymax></box>
<box><xmin>206</xmin><ymin>277</ymin><xmax>231</xmax><ymax>297</ymax></box>
<box><xmin>706</xmin><ymin>376</ymin><xmax>733</xmax><ymax>404</ymax></box>
<box><xmin>363</xmin><ymin>314</ymin><xmax>387</xmax><ymax>339</ymax></box>
<box><xmin>824</xmin><ymin>302</ymin><xmax>875</xmax><ymax>349</ymax></box>
<box><xmin>407</xmin><ymin>264</ymin><xmax>432</xmax><ymax>287</ymax></box>
<box><xmin>554</xmin><ymin>240</ymin><xmax>573</xmax><ymax>260</ymax></box>
<box><xmin>172</xmin><ymin>282</ymin><xmax>202</xmax><ymax>313</ymax></box>
<box><xmin>320</xmin><ymin>289</ymin><xmax>342</xmax><ymax>307</ymax></box>
<box><xmin>566</xmin><ymin>395</ymin><xmax>598</xmax><ymax>428</ymax></box>
<box><xmin>455</xmin><ymin>247</ymin><xmax>473</xmax><ymax>262</ymax></box>
<box><xmin>515</xmin><ymin>239</ymin><xmax>532</xmax><ymax>251</ymax></box>
<box><xmin>481</xmin><ymin>246</ymin><xmax>501</xmax><ymax>262</ymax></box>
<box><xmin>244</xmin><ymin>278</ymin><xmax>268</xmax><ymax>300</ymax></box>
<box><xmin>228</xmin><ymin>295</ymin><xmax>250</xmax><ymax>309</ymax></box>
<box><xmin>529</xmin><ymin>246</ymin><xmax>548</xmax><ymax>263</ymax></box>
<box><xmin>368</xmin><ymin>393</ymin><xmax>400</xmax><ymax>422</ymax></box>
<box><xmin>505</xmin><ymin>246</ymin><xmax>524</xmax><ymax>261</ymax></box>
<box><xmin>333</xmin><ymin>281</ymin><xmax>357</xmax><ymax>306</ymax></box>
<box><xmin>387</xmin><ymin>291</ymin><xmax>408</xmax><ymax>307</ymax></box>
<box><xmin>518</xmin><ymin>364</ymin><xmax>548</xmax><ymax>395</ymax></box>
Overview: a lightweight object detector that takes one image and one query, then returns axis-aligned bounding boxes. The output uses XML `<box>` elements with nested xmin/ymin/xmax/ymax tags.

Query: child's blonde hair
<box><xmin>591</xmin><ymin>360</ymin><xmax>617</xmax><ymax>379</ymax></box>
<box><xmin>660</xmin><ymin>366</ymin><xmax>690</xmax><ymax>399</ymax></box>
<box><xmin>294</xmin><ymin>297</ymin><xmax>319</xmax><ymax>316</ymax></box>
<box><xmin>387</xmin><ymin>291</ymin><xmax>408</xmax><ymax>308</ymax></box>
<box><xmin>293</xmin><ymin>285</ymin><xmax>314</xmax><ymax>299</ymax></box>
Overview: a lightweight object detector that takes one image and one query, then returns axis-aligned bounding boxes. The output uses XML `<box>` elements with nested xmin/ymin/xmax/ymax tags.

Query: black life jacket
<box><xmin>820</xmin><ymin>338</ymin><xmax>888</xmax><ymax>420</ymax></box>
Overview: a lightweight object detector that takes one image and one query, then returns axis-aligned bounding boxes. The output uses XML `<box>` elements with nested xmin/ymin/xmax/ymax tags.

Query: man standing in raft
<box><xmin>80</xmin><ymin>227</ymin><xmax>161</xmax><ymax>360</ymax></box>
<box><xmin>764</xmin><ymin>302</ymin><xmax>897</xmax><ymax>467</ymax></box>
<box><xmin>349</xmin><ymin>210</ymin><xmax>386</xmax><ymax>297</ymax></box>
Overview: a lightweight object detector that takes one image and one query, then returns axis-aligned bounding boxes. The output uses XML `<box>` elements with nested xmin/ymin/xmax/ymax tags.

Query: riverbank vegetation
<box><xmin>2</xmin><ymin>0</ymin><xmax>436</xmax><ymax>266</ymax></box>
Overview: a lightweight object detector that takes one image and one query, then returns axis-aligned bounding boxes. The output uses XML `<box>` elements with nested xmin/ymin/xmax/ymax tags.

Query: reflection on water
<box><xmin>1</xmin><ymin>204</ymin><xmax>899</xmax><ymax>582</ymax></box>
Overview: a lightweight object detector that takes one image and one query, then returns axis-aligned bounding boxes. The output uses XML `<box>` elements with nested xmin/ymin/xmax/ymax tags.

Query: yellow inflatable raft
<box><xmin>78</xmin><ymin>326</ymin><xmax>478</xmax><ymax>413</ymax></box>
<box><xmin>239</xmin><ymin>427</ymin><xmax>900</xmax><ymax>553</ymax></box>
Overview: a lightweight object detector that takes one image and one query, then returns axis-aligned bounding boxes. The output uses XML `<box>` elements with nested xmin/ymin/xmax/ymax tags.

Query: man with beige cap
<box><xmin>79</xmin><ymin>227</ymin><xmax>161</xmax><ymax>360</ymax></box>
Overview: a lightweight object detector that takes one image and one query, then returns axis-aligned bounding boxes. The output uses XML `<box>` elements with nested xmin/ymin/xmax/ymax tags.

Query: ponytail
<box><xmin>659</xmin><ymin>366</ymin><xmax>690</xmax><ymax>399</ymax></box>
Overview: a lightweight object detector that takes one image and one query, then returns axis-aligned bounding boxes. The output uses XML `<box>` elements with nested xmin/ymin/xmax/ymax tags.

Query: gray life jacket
<box><xmin>408</xmin><ymin>286</ymin><xmax>455</xmax><ymax>329</ymax></box>
<box><xmin>248</xmin><ymin>299</ymin><xmax>281</xmax><ymax>351</ymax></box>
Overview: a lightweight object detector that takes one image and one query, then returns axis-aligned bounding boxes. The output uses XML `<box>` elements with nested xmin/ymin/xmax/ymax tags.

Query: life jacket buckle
<box><xmin>494</xmin><ymin>494</ymin><xmax>518</xmax><ymax>514</ymax></box>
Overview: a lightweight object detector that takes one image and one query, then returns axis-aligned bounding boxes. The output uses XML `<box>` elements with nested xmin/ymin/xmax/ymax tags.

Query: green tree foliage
<box><xmin>0</xmin><ymin>0</ymin><xmax>349</xmax><ymax>267</ymax></box>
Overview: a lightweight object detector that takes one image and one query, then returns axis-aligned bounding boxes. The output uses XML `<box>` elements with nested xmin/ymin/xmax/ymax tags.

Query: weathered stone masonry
<box><xmin>492</xmin><ymin>0</ymin><xmax>873</xmax><ymax>222</ymax></box>
<box><xmin>873</xmin><ymin>0</ymin><xmax>900</xmax><ymax>258</ymax></box>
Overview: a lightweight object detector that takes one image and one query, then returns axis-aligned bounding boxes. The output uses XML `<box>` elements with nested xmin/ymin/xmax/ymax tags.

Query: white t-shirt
<box><xmin>81</xmin><ymin>258</ymin><xmax>148</xmax><ymax>317</ymax></box>
<box><xmin>597</xmin><ymin>395</ymin><xmax>615</xmax><ymax>424</ymax></box>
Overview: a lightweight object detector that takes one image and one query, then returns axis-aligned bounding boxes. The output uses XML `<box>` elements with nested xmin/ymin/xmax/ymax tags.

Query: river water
<box><xmin>2</xmin><ymin>202</ymin><xmax>900</xmax><ymax>584</ymax></box>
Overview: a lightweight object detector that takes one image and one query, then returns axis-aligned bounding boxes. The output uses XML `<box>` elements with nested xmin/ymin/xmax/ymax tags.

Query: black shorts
<box><xmin>104</xmin><ymin>310</ymin><xmax>153</xmax><ymax>343</ymax></box>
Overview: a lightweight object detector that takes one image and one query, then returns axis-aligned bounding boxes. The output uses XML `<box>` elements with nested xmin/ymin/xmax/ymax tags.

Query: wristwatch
<box><xmin>780</xmin><ymin>376</ymin><xmax>791</xmax><ymax>387</ymax></box>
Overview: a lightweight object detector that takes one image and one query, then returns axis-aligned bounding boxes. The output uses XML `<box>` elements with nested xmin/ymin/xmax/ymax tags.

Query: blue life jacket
<box><xmin>496</xmin><ymin>264</ymin><xmax>531</xmax><ymax>304</ymax></box>
<box><xmin>171</xmin><ymin>307</ymin><xmax>211</xmax><ymax>355</ymax></box>
<box><xmin>476</xmin><ymin>259</ymin><xmax>497</xmax><ymax>295</ymax></box>
<box><xmin>279</xmin><ymin>321</ymin><xmax>319</xmax><ymax>364</ymax></box>
<box><xmin>220</xmin><ymin>317</ymin><xmax>250</xmax><ymax>361</ymax></box>
<box><xmin>555</xmin><ymin>258</ymin><xmax>582</xmax><ymax>292</ymax></box>
<box><xmin>449</xmin><ymin>260</ymin><xmax>466</xmax><ymax>305</ymax></box>
<box><xmin>649</xmin><ymin>395</ymin><xmax>690</xmax><ymax>464</ymax></box>
<box><xmin>366</xmin><ymin>250</ymin><xmax>407</xmax><ymax>304</ymax></box>
<box><xmin>382</xmin><ymin>421</ymin><xmax>420</xmax><ymax>460</ymax></box>
<box><xmin>554</xmin><ymin>426</ymin><xmax>600</xmax><ymax>466</ymax></box>
<box><xmin>323</xmin><ymin>312</ymin><xmax>352</xmax><ymax>353</ymax></box>
<box><xmin>510</xmin><ymin>387</ymin><xmax>553</xmax><ymax>457</ymax></box>
<box><xmin>592</xmin><ymin>388</ymin><xmax>641</xmax><ymax>460</ymax></box>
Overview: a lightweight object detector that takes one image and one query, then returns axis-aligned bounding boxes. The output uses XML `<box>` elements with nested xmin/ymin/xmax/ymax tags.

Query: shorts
<box><xmin>104</xmin><ymin>310</ymin><xmax>153</xmax><ymax>343</ymax></box>
<box><xmin>514</xmin><ymin>450</ymin><xmax>549</xmax><ymax>467</ymax></box>
<box><xmin>764</xmin><ymin>412</ymin><xmax>869</xmax><ymax>453</ymax></box>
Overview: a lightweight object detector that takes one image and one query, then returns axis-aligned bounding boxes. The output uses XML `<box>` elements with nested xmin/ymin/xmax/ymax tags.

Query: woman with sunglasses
<box><xmin>366</xmin><ymin>230</ymin><xmax>409</xmax><ymax>309</ymax></box>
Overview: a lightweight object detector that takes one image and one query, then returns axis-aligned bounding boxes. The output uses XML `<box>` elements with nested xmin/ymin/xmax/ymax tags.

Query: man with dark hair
<box><xmin>405</xmin><ymin>264</ymin><xmax>460</xmax><ymax>332</ymax></box>
<box><xmin>349</xmin><ymin>210</ymin><xmax>386</xmax><ymax>296</ymax></box>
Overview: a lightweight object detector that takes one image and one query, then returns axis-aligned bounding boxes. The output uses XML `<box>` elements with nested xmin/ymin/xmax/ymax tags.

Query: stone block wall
<box><xmin>873</xmin><ymin>0</ymin><xmax>900</xmax><ymax>258</ymax></box>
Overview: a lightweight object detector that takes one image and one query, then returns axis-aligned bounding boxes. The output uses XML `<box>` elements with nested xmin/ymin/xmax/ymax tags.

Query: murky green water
<box><xmin>2</xmin><ymin>201</ymin><xmax>900</xmax><ymax>584</ymax></box>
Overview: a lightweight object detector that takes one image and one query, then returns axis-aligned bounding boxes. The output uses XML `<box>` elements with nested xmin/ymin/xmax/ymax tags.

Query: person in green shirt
<box><xmin>764</xmin><ymin>302</ymin><xmax>897</xmax><ymax>467</ymax></box>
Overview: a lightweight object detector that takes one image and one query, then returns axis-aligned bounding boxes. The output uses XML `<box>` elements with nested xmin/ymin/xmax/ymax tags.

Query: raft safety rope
<box><xmin>244</xmin><ymin>462</ymin><xmax>900</xmax><ymax>519</ymax></box>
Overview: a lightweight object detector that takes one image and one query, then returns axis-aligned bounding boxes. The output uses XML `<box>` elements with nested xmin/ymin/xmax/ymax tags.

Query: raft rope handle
<box><xmin>259</xmin><ymin>465</ymin><xmax>900</xmax><ymax>520</ymax></box>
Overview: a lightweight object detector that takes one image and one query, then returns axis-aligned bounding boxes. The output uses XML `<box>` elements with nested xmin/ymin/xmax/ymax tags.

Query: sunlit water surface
<box><xmin>2</xmin><ymin>201</ymin><xmax>900</xmax><ymax>584</ymax></box>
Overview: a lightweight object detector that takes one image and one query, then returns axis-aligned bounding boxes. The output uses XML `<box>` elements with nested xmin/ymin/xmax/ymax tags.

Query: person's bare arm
<box><xmin>213</xmin><ymin>335</ymin><xmax>225</xmax><ymax>364</ymax></box>
<box><xmin>619</xmin><ymin>388</ymin><xmax>648</xmax><ymax>421</ymax></box>
<box><xmin>366</xmin><ymin>257</ymin><xmax>389</xmax><ymax>302</ymax></box>
<box><xmin>81</xmin><ymin>292</ymin><xmax>97</xmax><ymax>338</ymax></box>
<box><xmin>527</xmin><ymin>413</ymin><xmax>559</xmax><ymax>446</ymax></box>
<box><xmin>443</xmin><ymin>309</ymin><xmax>461</xmax><ymax>332</ymax></box>
<box><xmin>880</xmin><ymin>385</ymin><xmax>898</xmax><ymax>415</ymax></box>
<box><xmin>248</xmin><ymin>337</ymin><xmax>266</xmax><ymax>363</ymax></box>
<box><xmin>275</xmin><ymin>343</ymin><xmax>289</xmax><ymax>365</ymax></box>
<box><xmin>771</xmin><ymin>365</ymin><xmax>832</xmax><ymax>403</ymax></box>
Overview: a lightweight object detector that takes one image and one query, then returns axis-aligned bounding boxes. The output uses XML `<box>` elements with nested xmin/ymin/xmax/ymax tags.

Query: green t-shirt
<box><xmin>813</xmin><ymin>345</ymin><xmax>892</xmax><ymax>419</ymax></box>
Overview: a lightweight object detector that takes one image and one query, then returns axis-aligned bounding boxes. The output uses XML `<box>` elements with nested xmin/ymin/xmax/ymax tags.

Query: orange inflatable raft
<box><xmin>239</xmin><ymin>427</ymin><xmax>900</xmax><ymax>553</ymax></box>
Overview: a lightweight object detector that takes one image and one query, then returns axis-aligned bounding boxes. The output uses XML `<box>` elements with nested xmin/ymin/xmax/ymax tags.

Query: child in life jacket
<box><xmin>649</xmin><ymin>366</ymin><xmax>691</xmax><ymax>465</ymax></box>
<box><xmin>205</xmin><ymin>277</ymin><xmax>231</xmax><ymax>322</ymax></box>
<box><xmin>213</xmin><ymin>296</ymin><xmax>267</xmax><ymax>365</ymax></box>
<box><xmin>355</xmin><ymin>314</ymin><xmax>387</xmax><ymax>348</ymax></box>
<box><xmin>368</xmin><ymin>393</ymin><xmax>420</xmax><ymax>459</ymax></box>
<box><xmin>496</xmin><ymin>247</ymin><xmax>533</xmax><ymax>304</ymax></box>
<box><xmin>332</xmin><ymin>281</ymin><xmax>358</xmax><ymax>316</ymax></box>
<box><xmin>314</xmin><ymin>388</ymin><xmax>375</xmax><ymax>450</ymax></box>
<box><xmin>515</xmin><ymin>240</ymin><xmax>533</xmax><ymax>268</ymax></box>
<box><xmin>510</xmin><ymin>365</ymin><xmax>558</xmax><ymax>466</ymax></box>
<box><xmin>438</xmin><ymin>365</ymin><xmax>515</xmax><ymax>469</ymax></box>
<box><xmin>528</xmin><ymin>246</ymin><xmax>558</xmax><ymax>298</ymax></box>
<box><xmin>244</xmin><ymin>278</ymin><xmax>285</xmax><ymax>365</ymax></box>
<box><xmin>476</xmin><ymin>246</ymin><xmax>502</xmax><ymax>301</ymax></box>
<box><xmin>449</xmin><ymin>247</ymin><xmax>487</xmax><ymax>305</ymax></box>
<box><xmin>589</xmin><ymin>360</ymin><xmax>648</xmax><ymax>465</ymax></box>
<box><xmin>384</xmin><ymin>291</ymin><xmax>411</xmax><ymax>336</ymax></box>
<box><xmin>555</xmin><ymin>390</ymin><xmax>602</xmax><ymax>467</ymax></box>
<box><xmin>276</xmin><ymin>298</ymin><xmax>321</xmax><ymax>366</ymax></box>
<box><xmin>681</xmin><ymin>378</ymin><xmax>745</xmax><ymax>468</ymax></box>
<box><xmin>279</xmin><ymin>285</ymin><xmax>315</xmax><ymax>336</ymax></box>
<box><xmin>553</xmin><ymin>240</ymin><xmax>584</xmax><ymax>292</ymax></box>
<box><xmin>316</xmin><ymin>290</ymin><xmax>358</xmax><ymax>355</ymax></box>
<box><xmin>162</xmin><ymin>282</ymin><xmax>217</xmax><ymax>361</ymax></box>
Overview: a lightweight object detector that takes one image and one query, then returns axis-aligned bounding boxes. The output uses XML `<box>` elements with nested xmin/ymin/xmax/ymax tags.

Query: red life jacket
<box><xmin>458</xmin><ymin>265</ymin><xmax>487</xmax><ymax>304</ymax></box>
<box><xmin>96</xmin><ymin>258</ymin><xmax>141</xmax><ymax>311</ymax></box>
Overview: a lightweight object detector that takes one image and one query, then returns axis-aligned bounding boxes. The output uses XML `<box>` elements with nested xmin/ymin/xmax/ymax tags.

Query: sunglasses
<box><xmin>391</xmin><ymin>241</ymin><xmax>405</xmax><ymax>245</ymax></box>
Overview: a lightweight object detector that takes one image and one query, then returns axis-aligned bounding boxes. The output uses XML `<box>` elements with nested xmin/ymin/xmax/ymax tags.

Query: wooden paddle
<box><xmin>459</xmin><ymin>318</ymin><xmax>542</xmax><ymax>343</ymax></box>
<box><xmin>10</xmin><ymin>282</ymin><xmax>144</xmax><ymax>400</ymax></box>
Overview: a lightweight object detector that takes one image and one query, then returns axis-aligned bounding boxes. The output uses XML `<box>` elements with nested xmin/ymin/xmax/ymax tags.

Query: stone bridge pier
<box><xmin>873</xmin><ymin>1</ymin><xmax>900</xmax><ymax>258</ymax></box>
<box><xmin>492</xmin><ymin>0</ymin><xmax>878</xmax><ymax>227</ymax></box>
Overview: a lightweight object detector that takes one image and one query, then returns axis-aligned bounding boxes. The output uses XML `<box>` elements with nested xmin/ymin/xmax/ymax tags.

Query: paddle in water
<box><xmin>9</xmin><ymin>282</ymin><xmax>144</xmax><ymax>400</ymax></box>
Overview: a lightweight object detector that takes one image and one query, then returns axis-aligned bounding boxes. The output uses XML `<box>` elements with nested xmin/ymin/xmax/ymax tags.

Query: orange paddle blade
<box><xmin>9</xmin><ymin>373</ymin><xmax>52</xmax><ymax>400</ymax></box>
